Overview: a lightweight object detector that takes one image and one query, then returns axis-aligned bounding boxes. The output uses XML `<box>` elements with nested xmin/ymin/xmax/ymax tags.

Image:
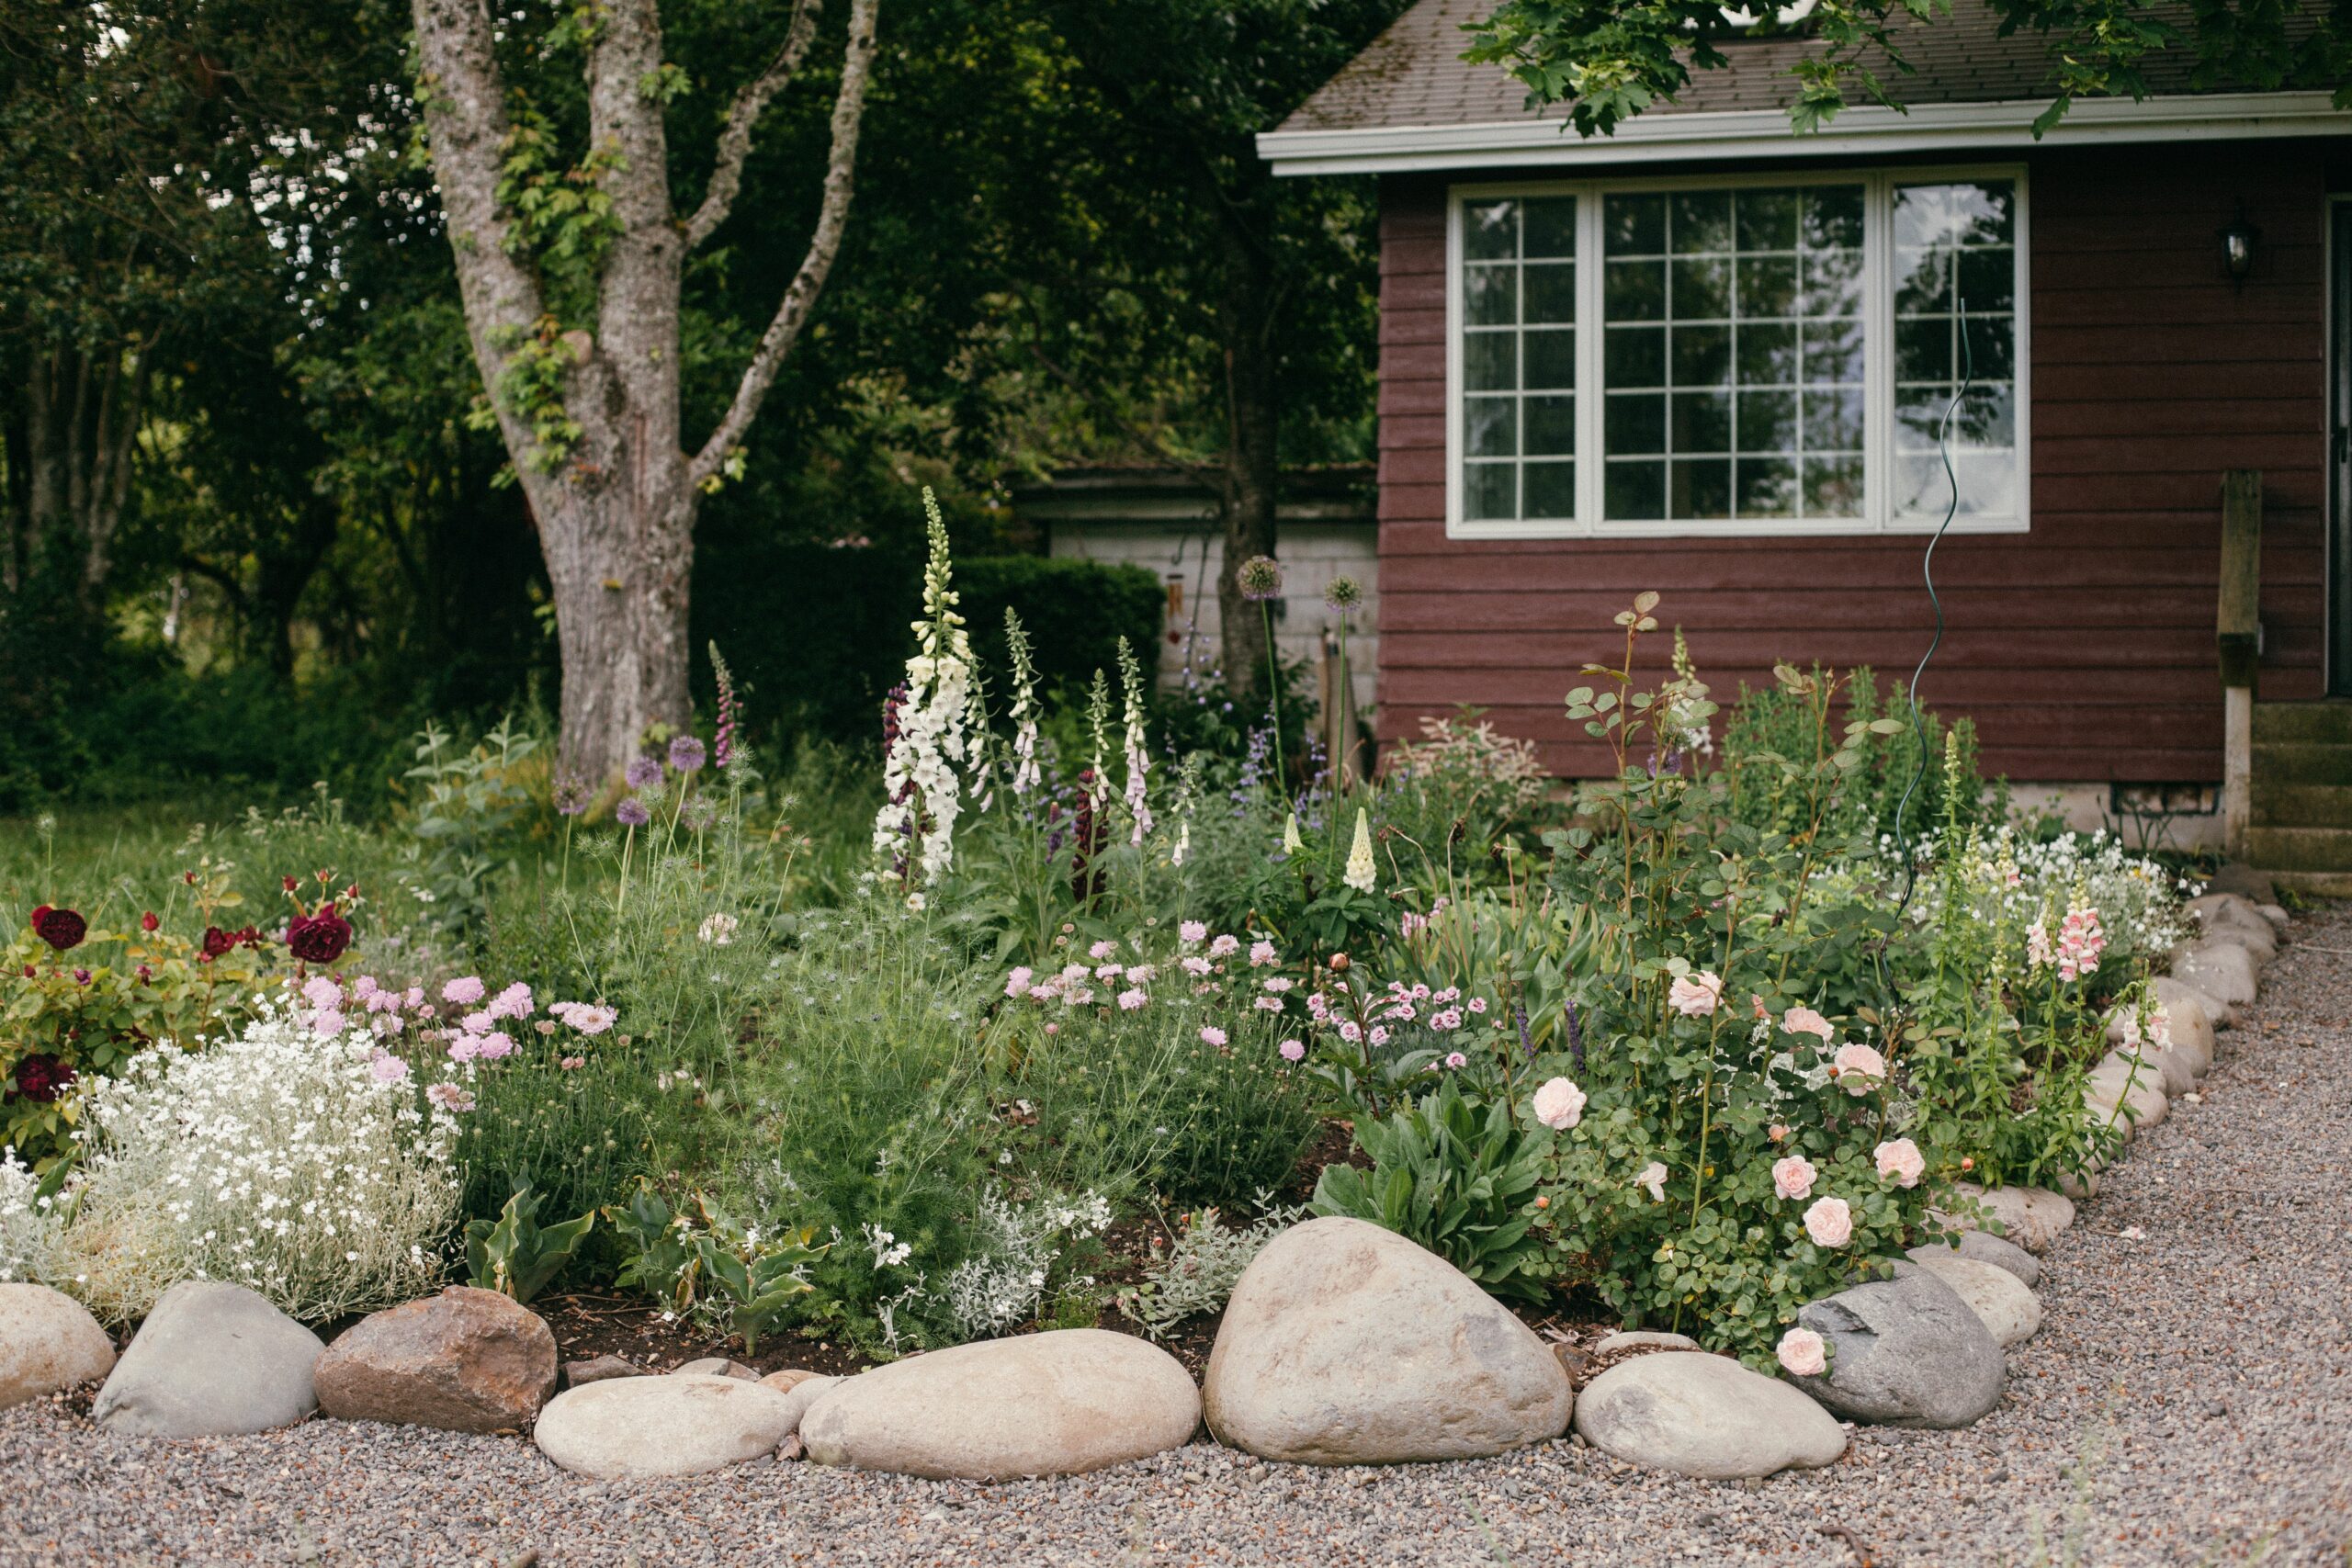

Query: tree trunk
<box><xmin>1214</xmin><ymin>202</ymin><xmax>1282</xmax><ymax>706</ymax></box>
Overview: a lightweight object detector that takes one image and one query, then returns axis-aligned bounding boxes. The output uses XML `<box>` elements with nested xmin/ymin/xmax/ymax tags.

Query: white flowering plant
<box><xmin>0</xmin><ymin>1149</ymin><xmax>63</xmax><ymax>1285</ymax></box>
<box><xmin>872</xmin><ymin>489</ymin><xmax>974</xmax><ymax>896</ymax></box>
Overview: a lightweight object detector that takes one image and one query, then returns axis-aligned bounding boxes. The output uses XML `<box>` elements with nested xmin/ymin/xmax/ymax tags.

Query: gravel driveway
<box><xmin>4</xmin><ymin>905</ymin><xmax>2347</xmax><ymax>1568</ymax></box>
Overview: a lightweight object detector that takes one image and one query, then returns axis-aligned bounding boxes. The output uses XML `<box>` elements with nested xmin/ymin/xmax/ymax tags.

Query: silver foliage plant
<box><xmin>1117</xmin><ymin>1195</ymin><xmax>1310</xmax><ymax>1339</ymax></box>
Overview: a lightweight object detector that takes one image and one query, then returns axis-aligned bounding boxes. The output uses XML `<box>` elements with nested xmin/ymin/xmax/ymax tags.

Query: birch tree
<box><xmin>409</xmin><ymin>0</ymin><xmax>879</xmax><ymax>782</ymax></box>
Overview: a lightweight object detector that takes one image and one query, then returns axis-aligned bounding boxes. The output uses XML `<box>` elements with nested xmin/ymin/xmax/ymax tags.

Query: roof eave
<box><xmin>1258</xmin><ymin>89</ymin><xmax>2352</xmax><ymax>175</ymax></box>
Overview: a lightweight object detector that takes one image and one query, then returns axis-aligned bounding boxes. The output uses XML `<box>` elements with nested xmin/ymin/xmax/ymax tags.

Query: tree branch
<box><xmin>684</xmin><ymin>0</ymin><xmax>821</xmax><ymax>250</ymax></box>
<box><xmin>410</xmin><ymin>0</ymin><xmax>546</xmax><ymax>373</ymax></box>
<box><xmin>689</xmin><ymin>0</ymin><xmax>877</xmax><ymax>488</ymax></box>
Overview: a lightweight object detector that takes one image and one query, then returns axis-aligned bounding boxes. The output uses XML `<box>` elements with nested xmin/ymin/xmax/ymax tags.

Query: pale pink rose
<box><xmin>1668</xmin><ymin>971</ymin><xmax>1724</xmax><ymax>1017</ymax></box>
<box><xmin>1531</xmin><ymin>1077</ymin><xmax>1587</xmax><ymax>1131</ymax></box>
<box><xmin>1873</xmin><ymin>1137</ymin><xmax>1926</xmax><ymax>1188</ymax></box>
<box><xmin>1803</xmin><ymin>1196</ymin><xmax>1853</xmax><ymax>1248</ymax></box>
<box><xmin>1776</xmin><ymin>1326</ymin><xmax>1827</xmax><ymax>1378</ymax></box>
<box><xmin>1782</xmin><ymin>1006</ymin><xmax>1836</xmax><ymax>1041</ymax></box>
<box><xmin>1635</xmin><ymin>1161</ymin><xmax>1668</xmax><ymax>1201</ymax></box>
<box><xmin>1832</xmin><ymin>1042</ymin><xmax>1888</xmax><ymax>1095</ymax></box>
<box><xmin>1771</xmin><ymin>1155</ymin><xmax>1817</xmax><ymax>1201</ymax></box>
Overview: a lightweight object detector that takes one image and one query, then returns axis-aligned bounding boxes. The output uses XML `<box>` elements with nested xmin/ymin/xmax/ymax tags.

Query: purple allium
<box><xmin>624</xmin><ymin>755</ymin><xmax>663</xmax><ymax>791</ymax></box>
<box><xmin>1323</xmin><ymin>574</ymin><xmax>1363</xmax><ymax>613</ymax></box>
<box><xmin>668</xmin><ymin>735</ymin><xmax>707</xmax><ymax>773</ymax></box>
<box><xmin>615</xmin><ymin>796</ymin><xmax>651</xmax><ymax>828</ymax></box>
<box><xmin>1237</xmin><ymin>555</ymin><xmax>1284</xmax><ymax>603</ymax></box>
<box><xmin>552</xmin><ymin>773</ymin><xmax>591</xmax><ymax>816</ymax></box>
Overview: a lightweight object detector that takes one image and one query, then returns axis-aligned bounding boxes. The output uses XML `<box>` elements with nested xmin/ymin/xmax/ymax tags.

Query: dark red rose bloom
<box><xmin>201</xmin><ymin>925</ymin><xmax>235</xmax><ymax>960</ymax></box>
<box><xmin>31</xmin><ymin>907</ymin><xmax>86</xmax><ymax>952</ymax></box>
<box><xmin>12</xmin><ymin>1054</ymin><xmax>75</xmax><ymax>1103</ymax></box>
<box><xmin>141</xmin><ymin>910</ymin><xmax>159</xmax><ymax>932</ymax></box>
<box><xmin>282</xmin><ymin>875</ymin><xmax>299</xmax><ymax>894</ymax></box>
<box><xmin>286</xmin><ymin>903</ymin><xmax>353</xmax><ymax>964</ymax></box>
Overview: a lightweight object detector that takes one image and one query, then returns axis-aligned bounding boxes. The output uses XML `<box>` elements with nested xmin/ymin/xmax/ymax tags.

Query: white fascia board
<box><xmin>1258</xmin><ymin>91</ymin><xmax>2352</xmax><ymax>175</ymax></box>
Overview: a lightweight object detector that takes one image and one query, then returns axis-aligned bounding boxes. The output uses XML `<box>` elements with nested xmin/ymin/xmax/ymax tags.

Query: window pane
<box><xmin>1602</xmin><ymin>181</ymin><xmax>1866</xmax><ymax>524</ymax></box>
<box><xmin>1523</xmin><ymin>197</ymin><xmax>1577</xmax><ymax>258</ymax></box>
<box><xmin>1523</xmin><ymin>460</ymin><xmax>1577</xmax><ymax>518</ymax></box>
<box><xmin>1458</xmin><ymin>195</ymin><xmax>1577</xmax><ymax>523</ymax></box>
<box><xmin>1893</xmin><ymin>179</ymin><xmax>2021</xmax><ymax>522</ymax></box>
<box><xmin>1465</xmin><ymin>201</ymin><xmax>1518</xmax><ymax>261</ymax></box>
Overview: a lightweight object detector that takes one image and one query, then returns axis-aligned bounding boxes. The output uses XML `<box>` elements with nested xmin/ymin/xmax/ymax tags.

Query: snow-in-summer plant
<box><xmin>52</xmin><ymin>1000</ymin><xmax>463</xmax><ymax>1325</ymax></box>
<box><xmin>1899</xmin><ymin>823</ymin><xmax>2193</xmax><ymax>973</ymax></box>
<box><xmin>0</xmin><ymin>1150</ymin><xmax>62</xmax><ymax>1284</ymax></box>
<box><xmin>1117</xmin><ymin>1196</ymin><xmax>1309</xmax><ymax>1338</ymax></box>
<box><xmin>925</xmin><ymin>1186</ymin><xmax>1113</xmax><ymax>1344</ymax></box>
<box><xmin>872</xmin><ymin>489</ymin><xmax>974</xmax><ymax>894</ymax></box>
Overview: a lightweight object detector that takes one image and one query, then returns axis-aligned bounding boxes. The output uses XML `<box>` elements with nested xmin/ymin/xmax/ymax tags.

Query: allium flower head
<box><xmin>616</xmin><ymin>796</ymin><xmax>651</xmax><ymax>828</ymax></box>
<box><xmin>1322</xmin><ymin>574</ymin><xmax>1363</xmax><ymax>613</ymax></box>
<box><xmin>552</xmin><ymin>774</ymin><xmax>591</xmax><ymax>817</ymax></box>
<box><xmin>624</xmin><ymin>755</ymin><xmax>664</xmax><ymax>792</ymax></box>
<box><xmin>668</xmin><ymin>735</ymin><xmax>707</xmax><ymax>774</ymax></box>
<box><xmin>1237</xmin><ymin>555</ymin><xmax>1284</xmax><ymax>602</ymax></box>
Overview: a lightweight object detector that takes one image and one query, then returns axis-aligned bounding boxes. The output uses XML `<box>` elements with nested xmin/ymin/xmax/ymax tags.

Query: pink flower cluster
<box><xmin>2054</xmin><ymin>900</ymin><xmax>2107</xmax><ymax>982</ymax></box>
<box><xmin>1007</xmin><ymin>925</ymin><xmax>1289</xmax><ymax>1021</ymax></box>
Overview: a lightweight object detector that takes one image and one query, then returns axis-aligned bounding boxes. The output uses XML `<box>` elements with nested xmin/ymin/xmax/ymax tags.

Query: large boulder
<box><xmin>535</xmin><ymin>1374</ymin><xmax>797</xmax><ymax>1479</ymax></box>
<box><xmin>2188</xmin><ymin>894</ymin><xmax>2280</xmax><ymax>961</ymax></box>
<box><xmin>0</xmin><ymin>1284</ymin><xmax>116</xmax><ymax>1410</ymax></box>
<box><xmin>92</xmin><ymin>1280</ymin><xmax>322</xmax><ymax>1438</ymax></box>
<box><xmin>1790</xmin><ymin>1265</ymin><xmax>2006</xmax><ymax>1428</ymax></box>
<box><xmin>1573</xmin><ymin>1352</ymin><xmax>1847</xmax><ymax>1480</ymax></box>
<box><xmin>2085</xmin><ymin>1053</ymin><xmax>2169</xmax><ymax>1132</ymax></box>
<box><xmin>801</xmin><ymin>1329</ymin><xmax>1195</xmax><ymax>1480</ymax></box>
<box><xmin>1941</xmin><ymin>1184</ymin><xmax>2075</xmax><ymax>1253</ymax></box>
<box><xmin>314</xmin><ymin>1287</ymin><xmax>557</xmax><ymax>1435</ymax></box>
<box><xmin>1908</xmin><ymin>1233</ymin><xmax>2040</xmax><ymax>1289</ymax></box>
<box><xmin>2156</xmin><ymin>975</ymin><xmax>2235</xmax><ymax>1033</ymax></box>
<box><xmin>1204</xmin><ymin>1217</ymin><xmax>1573</xmax><ymax>1464</ymax></box>
<box><xmin>1905</xmin><ymin>1253</ymin><xmax>2041</xmax><ymax>1348</ymax></box>
<box><xmin>2173</xmin><ymin>941</ymin><xmax>2259</xmax><ymax>1007</ymax></box>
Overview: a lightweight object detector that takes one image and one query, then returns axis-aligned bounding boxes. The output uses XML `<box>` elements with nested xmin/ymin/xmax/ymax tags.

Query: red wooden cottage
<box><xmin>1259</xmin><ymin>0</ymin><xmax>2352</xmax><ymax>881</ymax></box>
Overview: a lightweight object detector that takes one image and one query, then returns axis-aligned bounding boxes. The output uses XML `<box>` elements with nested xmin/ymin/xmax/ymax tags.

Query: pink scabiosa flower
<box><xmin>560</xmin><ymin>1055</ymin><xmax>586</xmax><ymax>1070</ymax></box>
<box><xmin>1803</xmin><ymin>1196</ymin><xmax>1853</xmax><ymax>1248</ymax></box>
<box><xmin>471</xmin><ymin>1032</ymin><xmax>516</xmax><ymax>1061</ymax></box>
<box><xmin>368</xmin><ymin>1053</ymin><xmax>412</xmax><ymax>1085</ymax></box>
<box><xmin>489</xmin><ymin>982</ymin><xmax>534</xmax><ymax>1020</ymax></box>
<box><xmin>1088</xmin><ymin>940</ymin><xmax>1118</xmax><ymax>960</ymax></box>
<box><xmin>443</xmin><ymin>976</ymin><xmax>486</xmax><ymax>1007</ymax></box>
<box><xmin>1776</xmin><ymin>1326</ymin><xmax>1827</xmax><ymax>1378</ymax></box>
<box><xmin>462</xmin><ymin>1010</ymin><xmax>495</xmax><ymax>1035</ymax></box>
<box><xmin>1278</xmin><ymin>1039</ymin><xmax>1306</xmax><ymax>1062</ymax></box>
<box><xmin>1208</xmin><ymin>933</ymin><xmax>1240</xmax><ymax>959</ymax></box>
<box><xmin>1531</xmin><ymin>1077</ymin><xmax>1586</xmax><ymax>1131</ymax></box>
<box><xmin>1117</xmin><ymin>988</ymin><xmax>1148</xmax><ymax>1011</ymax></box>
<box><xmin>1831</xmin><ymin>1043</ymin><xmax>1888</xmax><ymax>1095</ymax></box>
<box><xmin>1249</xmin><ymin>940</ymin><xmax>1278</xmax><ymax>967</ymax></box>
<box><xmin>1005</xmin><ymin>966</ymin><xmax>1035</xmax><ymax>998</ymax></box>
<box><xmin>1771</xmin><ymin>1155</ymin><xmax>1817</xmax><ymax>1201</ymax></box>
<box><xmin>302</xmin><ymin>975</ymin><xmax>343</xmax><ymax>1010</ymax></box>
<box><xmin>1873</xmin><ymin>1137</ymin><xmax>1926</xmax><ymax>1188</ymax></box>
<box><xmin>1668</xmin><ymin>971</ymin><xmax>1724</xmax><ymax>1017</ymax></box>
<box><xmin>1200</xmin><ymin>1026</ymin><xmax>1228</xmax><ymax>1047</ymax></box>
<box><xmin>1781</xmin><ymin>1006</ymin><xmax>1836</xmax><ymax>1041</ymax></box>
<box><xmin>554</xmin><ymin>1002</ymin><xmax>616</xmax><ymax>1035</ymax></box>
<box><xmin>426</xmin><ymin>1081</ymin><xmax>476</xmax><ymax>1112</ymax></box>
<box><xmin>1179</xmin><ymin>920</ymin><xmax>1207</xmax><ymax>944</ymax></box>
<box><xmin>1182</xmin><ymin>955</ymin><xmax>1214</xmax><ymax>977</ymax></box>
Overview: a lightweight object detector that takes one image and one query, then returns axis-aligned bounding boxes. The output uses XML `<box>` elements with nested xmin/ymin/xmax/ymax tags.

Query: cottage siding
<box><xmin>1374</xmin><ymin>142</ymin><xmax>2333</xmax><ymax>784</ymax></box>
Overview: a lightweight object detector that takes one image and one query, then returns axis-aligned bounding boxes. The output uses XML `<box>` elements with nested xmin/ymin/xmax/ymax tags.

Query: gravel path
<box><xmin>5</xmin><ymin>906</ymin><xmax>2348</xmax><ymax>1568</ymax></box>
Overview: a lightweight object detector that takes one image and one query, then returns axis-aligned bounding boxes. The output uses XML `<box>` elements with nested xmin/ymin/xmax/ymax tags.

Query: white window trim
<box><xmin>1443</xmin><ymin>164</ymin><xmax>2031</xmax><ymax>540</ymax></box>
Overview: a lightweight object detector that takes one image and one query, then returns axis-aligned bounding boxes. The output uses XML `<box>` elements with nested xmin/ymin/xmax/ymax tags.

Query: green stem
<box><xmin>616</xmin><ymin>824</ymin><xmax>636</xmax><ymax>917</ymax></box>
<box><xmin>1261</xmin><ymin>601</ymin><xmax>1283</xmax><ymax>790</ymax></box>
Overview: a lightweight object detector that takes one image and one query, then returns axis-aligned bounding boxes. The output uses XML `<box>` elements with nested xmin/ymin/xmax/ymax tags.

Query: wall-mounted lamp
<box><xmin>2221</xmin><ymin>204</ymin><xmax>2260</xmax><ymax>285</ymax></box>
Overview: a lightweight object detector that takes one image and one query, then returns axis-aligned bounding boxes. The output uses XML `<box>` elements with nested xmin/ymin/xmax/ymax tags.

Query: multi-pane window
<box><xmin>1450</xmin><ymin>172</ymin><xmax>2026</xmax><ymax>536</ymax></box>
<box><xmin>1894</xmin><ymin>179</ymin><xmax>2018</xmax><ymax>521</ymax></box>
<box><xmin>1462</xmin><ymin>196</ymin><xmax>1577</xmax><ymax>523</ymax></box>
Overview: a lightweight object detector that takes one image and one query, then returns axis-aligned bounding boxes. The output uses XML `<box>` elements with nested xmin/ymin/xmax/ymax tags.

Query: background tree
<box><xmin>407</xmin><ymin>0</ymin><xmax>880</xmax><ymax>782</ymax></box>
<box><xmin>1467</xmin><ymin>0</ymin><xmax>2352</xmax><ymax>138</ymax></box>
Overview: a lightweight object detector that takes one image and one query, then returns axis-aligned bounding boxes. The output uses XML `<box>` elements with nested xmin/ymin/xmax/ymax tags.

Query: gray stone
<box><xmin>1906</xmin><ymin>1254</ymin><xmax>2041</xmax><ymax>1348</ymax></box>
<box><xmin>0</xmin><ymin>1283</ymin><xmax>115</xmax><ymax>1411</ymax></box>
<box><xmin>2086</xmin><ymin>1052</ymin><xmax>2170</xmax><ymax>1132</ymax></box>
<box><xmin>563</xmin><ymin>1354</ymin><xmax>643</xmax><ymax>1388</ymax></box>
<box><xmin>2188</xmin><ymin>893</ymin><xmax>2279</xmax><ymax>960</ymax></box>
<box><xmin>1907</xmin><ymin>1233</ymin><xmax>2040</xmax><ymax>1289</ymax></box>
<box><xmin>1593</xmin><ymin>1331</ymin><xmax>1700</xmax><ymax>1357</ymax></box>
<box><xmin>804</xmin><ymin>1330</ymin><xmax>1196</xmax><ymax>1480</ymax></box>
<box><xmin>1204</xmin><ymin>1217</ymin><xmax>1573</xmax><ymax>1464</ymax></box>
<box><xmin>314</xmin><ymin>1287</ymin><xmax>557</xmax><ymax>1434</ymax></box>
<box><xmin>535</xmin><ymin>1373</ymin><xmax>797</xmax><ymax>1478</ymax></box>
<box><xmin>1572</xmin><ymin>1352</ymin><xmax>1848</xmax><ymax>1480</ymax></box>
<box><xmin>2256</xmin><ymin>903</ymin><xmax>2290</xmax><ymax>930</ymax></box>
<box><xmin>1942</xmin><ymin>1184</ymin><xmax>2075</xmax><ymax>1253</ymax></box>
<box><xmin>92</xmin><ymin>1281</ymin><xmax>322</xmax><ymax>1438</ymax></box>
<box><xmin>769</xmin><ymin>1373</ymin><xmax>840</xmax><ymax>1434</ymax></box>
<box><xmin>2154</xmin><ymin>976</ymin><xmax>2232</xmax><ymax>1039</ymax></box>
<box><xmin>1792</xmin><ymin>1265</ymin><xmax>2006</xmax><ymax>1428</ymax></box>
<box><xmin>676</xmin><ymin>1356</ymin><xmax>758</xmax><ymax>1380</ymax></box>
<box><xmin>2173</xmin><ymin>940</ymin><xmax>2259</xmax><ymax>1007</ymax></box>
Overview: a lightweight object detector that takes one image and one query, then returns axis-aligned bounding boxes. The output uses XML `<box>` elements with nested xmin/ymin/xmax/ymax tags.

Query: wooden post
<box><xmin>2217</xmin><ymin>469</ymin><xmax>2263</xmax><ymax>857</ymax></box>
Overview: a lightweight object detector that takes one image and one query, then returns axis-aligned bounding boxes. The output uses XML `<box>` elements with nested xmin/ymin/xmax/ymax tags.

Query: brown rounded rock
<box><xmin>760</xmin><ymin>1367</ymin><xmax>820</xmax><ymax>1393</ymax></box>
<box><xmin>315</xmin><ymin>1286</ymin><xmax>558</xmax><ymax>1434</ymax></box>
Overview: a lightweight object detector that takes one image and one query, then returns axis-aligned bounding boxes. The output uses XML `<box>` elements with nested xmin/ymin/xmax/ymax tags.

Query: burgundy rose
<box><xmin>200</xmin><ymin>925</ymin><xmax>235</xmax><ymax>960</ymax></box>
<box><xmin>287</xmin><ymin>903</ymin><xmax>353</xmax><ymax>964</ymax></box>
<box><xmin>12</xmin><ymin>1054</ymin><xmax>75</xmax><ymax>1103</ymax></box>
<box><xmin>141</xmin><ymin>910</ymin><xmax>159</xmax><ymax>932</ymax></box>
<box><xmin>30</xmin><ymin>906</ymin><xmax>85</xmax><ymax>952</ymax></box>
